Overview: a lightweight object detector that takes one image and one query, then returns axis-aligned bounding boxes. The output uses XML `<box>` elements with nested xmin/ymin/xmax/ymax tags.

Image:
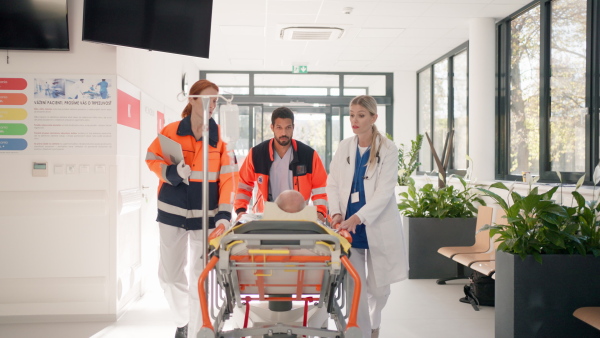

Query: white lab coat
<box><xmin>327</xmin><ymin>134</ymin><xmax>408</xmax><ymax>287</ymax></box>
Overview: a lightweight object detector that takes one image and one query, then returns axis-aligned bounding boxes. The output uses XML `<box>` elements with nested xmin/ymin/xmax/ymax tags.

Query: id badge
<box><xmin>351</xmin><ymin>191</ymin><xmax>360</xmax><ymax>203</ymax></box>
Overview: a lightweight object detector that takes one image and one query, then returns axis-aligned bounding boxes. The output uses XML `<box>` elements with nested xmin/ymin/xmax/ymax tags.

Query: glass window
<box><xmin>343</xmin><ymin>75</ymin><xmax>387</xmax><ymax>96</ymax></box>
<box><xmin>231</xmin><ymin>106</ymin><xmax>250</xmax><ymax>164</ymax></box>
<box><xmin>549</xmin><ymin>0</ymin><xmax>586</xmax><ymax>173</ymax></box>
<box><xmin>332</xmin><ymin>107</ymin><xmax>341</xmax><ymax>154</ymax></box>
<box><xmin>293</xmin><ymin>109</ymin><xmax>327</xmax><ymax>158</ymax></box>
<box><xmin>202</xmin><ymin>71</ymin><xmax>394</xmax><ymax>175</ymax></box>
<box><xmin>258</xmin><ymin>105</ymin><xmax>328</xmax><ymax>161</ymax></box>
<box><xmin>254</xmin><ymin>105</ymin><xmax>265</xmax><ymax>147</ymax></box>
<box><xmin>418</xmin><ymin>69</ymin><xmax>432</xmax><ymax>171</ymax></box>
<box><xmin>206</xmin><ymin>73</ymin><xmax>249</xmax><ymax>95</ymax></box>
<box><xmin>343</xmin><ymin>88</ymin><xmax>367</xmax><ymax>96</ymax></box>
<box><xmin>417</xmin><ymin>46</ymin><xmax>468</xmax><ymax>174</ymax></box>
<box><xmin>254</xmin><ymin>74</ymin><xmax>339</xmax><ymax>87</ymax></box>
<box><xmin>375</xmin><ymin>104</ymin><xmax>386</xmax><ymax>135</ymax></box>
<box><xmin>254</xmin><ymin>87</ymin><xmax>329</xmax><ymax>96</ymax></box>
<box><xmin>509</xmin><ymin>5</ymin><xmax>540</xmax><ymax>176</ymax></box>
<box><xmin>433</xmin><ymin>59</ymin><xmax>449</xmax><ymax>162</ymax></box>
<box><xmin>497</xmin><ymin>0</ymin><xmax>598</xmax><ymax>183</ymax></box>
<box><xmin>342</xmin><ymin>106</ymin><xmax>353</xmax><ymax>140</ymax></box>
<box><xmin>253</xmin><ymin>74</ymin><xmax>340</xmax><ymax>96</ymax></box>
<box><xmin>453</xmin><ymin>50</ymin><xmax>468</xmax><ymax>170</ymax></box>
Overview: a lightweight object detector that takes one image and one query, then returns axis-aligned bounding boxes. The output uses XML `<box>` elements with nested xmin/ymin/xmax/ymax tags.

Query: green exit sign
<box><xmin>292</xmin><ymin>65</ymin><xmax>308</xmax><ymax>74</ymax></box>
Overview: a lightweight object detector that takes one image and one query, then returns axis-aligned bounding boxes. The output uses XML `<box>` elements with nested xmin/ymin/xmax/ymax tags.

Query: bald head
<box><xmin>275</xmin><ymin>190</ymin><xmax>306</xmax><ymax>213</ymax></box>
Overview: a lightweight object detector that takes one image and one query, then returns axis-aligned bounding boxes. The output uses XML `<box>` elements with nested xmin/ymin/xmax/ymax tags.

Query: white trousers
<box><xmin>348</xmin><ymin>248</ymin><xmax>391</xmax><ymax>338</ymax></box>
<box><xmin>158</xmin><ymin>223</ymin><xmax>213</xmax><ymax>337</ymax></box>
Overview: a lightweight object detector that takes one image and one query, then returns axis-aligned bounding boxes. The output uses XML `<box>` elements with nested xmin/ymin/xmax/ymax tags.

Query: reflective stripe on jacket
<box><xmin>145</xmin><ymin>116</ymin><xmax>238</xmax><ymax>230</ymax></box>
<box><xmin>234</xmin><ymin>138</ymin><xmax>328</xmax><ymax>216</ymax></box>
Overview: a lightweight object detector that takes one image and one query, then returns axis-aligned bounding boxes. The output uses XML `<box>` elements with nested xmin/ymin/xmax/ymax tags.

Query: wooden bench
<box><xmin>574</xmin><ymin>307</ymin><xmax>600</xmax><ymax>331</ymax></box>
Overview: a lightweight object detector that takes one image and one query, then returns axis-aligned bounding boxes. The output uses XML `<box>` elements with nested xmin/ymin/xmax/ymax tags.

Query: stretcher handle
<box><xmin>341</xmin><ymin>255</ymin><xmax>361</xmax><ymax>330</ymax></box>
<box><xmin>248</xmin><ymin>249</ymin><xmax>290</xmax><ymax>255</ymax></box>
<box><xmin>198</xmin><ymin>255</ymin><xmax>219</xmax><ymax>332</ymax></box>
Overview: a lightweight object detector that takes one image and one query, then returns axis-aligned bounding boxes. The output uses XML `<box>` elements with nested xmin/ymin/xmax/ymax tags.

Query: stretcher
<box><xmin>196</xmin><ymin>206</ymin><xmax>362</xmax><ymax>338</ymax></box>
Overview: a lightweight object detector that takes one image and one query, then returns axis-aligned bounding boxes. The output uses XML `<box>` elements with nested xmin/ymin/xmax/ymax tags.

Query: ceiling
<box><xmin>192</xmin><ymin>0</ymin><xmax>531</xmax><ymax>73</ymax></box>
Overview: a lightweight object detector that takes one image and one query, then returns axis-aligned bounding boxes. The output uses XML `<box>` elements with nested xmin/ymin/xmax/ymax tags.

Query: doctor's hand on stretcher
<box><xmin>330</xmin><ymin>214</ymin><xmax>353</xmax><ymax>244</ymax></box>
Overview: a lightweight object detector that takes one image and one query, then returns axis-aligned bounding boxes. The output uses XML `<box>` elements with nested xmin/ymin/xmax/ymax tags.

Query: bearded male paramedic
<box><xmin>234</xmin><ymin>106</ymin><xmax>328</xmax><ymax>222</ymax></box>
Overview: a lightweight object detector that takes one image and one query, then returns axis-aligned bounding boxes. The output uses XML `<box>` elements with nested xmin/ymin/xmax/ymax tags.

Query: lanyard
<box><xmin>352</xmin><ymin>146</ymin><xmax>370</xmax><ymax>193</ymax></box>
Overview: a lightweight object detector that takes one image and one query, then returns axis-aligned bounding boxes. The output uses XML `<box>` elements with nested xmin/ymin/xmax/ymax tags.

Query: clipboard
<box><xmin>158</xmin><ymin>134</ymin><xmax>189</xmax><ymax>185</ymax></box>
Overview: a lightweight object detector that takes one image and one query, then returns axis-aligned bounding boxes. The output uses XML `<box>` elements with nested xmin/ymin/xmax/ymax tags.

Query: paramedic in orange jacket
<box><xmin>145</xmin><ymin>79</ymin><xmax>237</xmax><ymax>338</ymax></box>
<box><xmin>234</xmin><ymin>106</ymin><xmax>328</xmax><ymax>222</ymax></box>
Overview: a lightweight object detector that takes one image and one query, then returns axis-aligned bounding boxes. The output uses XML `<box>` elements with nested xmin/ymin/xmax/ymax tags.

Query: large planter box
<box><xmin>496</xmin><ymin>250</ymin><xmax>600</xmax><ymax>338</ymax></box>
<box><xmin>405</xmin><ymin>217</ymin><xmax>476</xmax><ymax>279</ymax></box>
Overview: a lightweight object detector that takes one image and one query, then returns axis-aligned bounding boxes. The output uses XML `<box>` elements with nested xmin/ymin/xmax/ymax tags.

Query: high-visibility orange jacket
<box><xmin>145</xmin><ymin>116</ymin><xmax>237</xmax><ymax>230</ymax></box>
<box><xmin>234</xmin><ymin>138</ymin><xmax>328</xmax><ymax>216</ymax></box>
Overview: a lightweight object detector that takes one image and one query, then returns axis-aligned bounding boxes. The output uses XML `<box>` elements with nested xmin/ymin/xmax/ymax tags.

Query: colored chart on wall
<box><xmin>0</xmin><ymin>75</ymin><xmax>117</xmax><ymax>154</ymax></box>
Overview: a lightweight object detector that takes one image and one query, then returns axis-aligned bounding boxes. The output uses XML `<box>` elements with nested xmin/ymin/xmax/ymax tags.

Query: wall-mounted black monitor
<box><xmin>0</xmin><ymin>0</ymin><xmax>70</xmax><ymax>51</ymax></box>
<box><xmin>82</xmin><ymin>0</ymin><xmax>213</xmax><ymax>59</ymax></box>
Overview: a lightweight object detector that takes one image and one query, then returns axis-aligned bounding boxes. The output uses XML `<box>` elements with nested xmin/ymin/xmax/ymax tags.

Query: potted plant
<box><xmin>397</xmin><ymin>173</ymin><xmax>486</xmax><ymax>278</ymax></box>
<box><xmin>388</xmin><ymin>134</ymin><xmax>423</xmax><ymax>202</ymax></box>
<box><xmin>397</xmin><ymin>133</ymin><xmax>423</xmax><ymax>187</ymax></box>
<box><xmin>397</xmin><ymin>130</ymin><xmax>486</xmax><ymax>279</ymax></box>
<box><xmin>478</xmin><ymin>169</ymin><xmax>600</xmax><ymax>338</ymax></box>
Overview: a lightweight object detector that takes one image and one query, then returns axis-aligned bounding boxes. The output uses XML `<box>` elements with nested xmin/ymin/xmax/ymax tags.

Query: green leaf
<box><xmin>576</xmin><ymin>174</ymin><xmax>586</xmax><ymax>190</ymax></box>
<box><xmin>594</xmin><ymin>163</ymin><xmax>600</xmax><ymax>186</ymax></box>
<box><xmin>554</xmin><ymin>170</ymin><xmax>562</xmax><ymax>183</ymax></box>
<box><xmin>572</xmin><ymin>191</ymin><xmax>586</xmax><ymax>208</ymax></box>
<box><xmin>532</xmin><ymin>251</ymin><xmax>542</xmax><ymax>264</ymax></box>
<box><xmin>477</xmin><ymin>188</ymin><xmax>509</xmax><ymax>210</ymax></box>
<box><xmin>489</xmin><ymin>182</ymin><xmax>509</xmax><ymax>190</ymax></box>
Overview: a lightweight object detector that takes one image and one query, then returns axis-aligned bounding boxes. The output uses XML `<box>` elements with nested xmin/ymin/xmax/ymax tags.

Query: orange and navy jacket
<box><xmin>234</xmin><ymin>138</ymin><xmax>327</xmax><ymax>216</ymax></box>
<box><xmin>145</xmin><ymin>116</ymin><xmax>238</xmax><ymax>230</ymax></box>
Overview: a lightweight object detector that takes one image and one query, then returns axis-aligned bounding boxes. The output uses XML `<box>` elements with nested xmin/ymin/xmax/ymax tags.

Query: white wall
<box><xmin>392</xmin><ymin>71</ymin><xmax>417</xmax><ymax>146</ymax></box>
<box><xmin>116</xmin><ymin>47</ymin><xmax>197</xmax><ymax>117</ymax></box>
<box><xmin>0</xmin><ymin>0</ymin><xmax>200</xmax><ymax>322</ymax></box>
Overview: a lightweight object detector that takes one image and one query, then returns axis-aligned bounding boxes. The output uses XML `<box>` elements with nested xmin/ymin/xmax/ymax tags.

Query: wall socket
<box><xmin>66</xmin><ymin>165</ymin><xmax>76</xmax><ymax>174</ymax></box>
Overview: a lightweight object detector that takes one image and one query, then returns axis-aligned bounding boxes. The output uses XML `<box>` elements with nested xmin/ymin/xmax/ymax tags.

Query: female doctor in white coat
<box><xmin>327</xmin><ymin>95</ymin><xmax>408</xmax><ymax>338</ymax></box>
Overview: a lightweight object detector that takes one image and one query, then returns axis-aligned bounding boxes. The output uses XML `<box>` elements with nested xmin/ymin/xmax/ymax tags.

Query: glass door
<box><xmin>261</xmin><ymin>104</ymin><xmax>332</xmax><ymax>170</ymax></box>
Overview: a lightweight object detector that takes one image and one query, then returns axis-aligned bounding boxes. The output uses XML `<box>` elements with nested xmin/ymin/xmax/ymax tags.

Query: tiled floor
<box><xmin>0</xmin><ymin>278</ymin><xmax>493</xmax><ymax>338</ymax></box>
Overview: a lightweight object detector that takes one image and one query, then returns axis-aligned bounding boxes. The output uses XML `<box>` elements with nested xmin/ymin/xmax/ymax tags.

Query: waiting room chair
<box><xmin>470</xmin><ymin>261</ymin><xmax>495</xmax><ymax>277</ymax></box>
<box><xmin>574</xmin><ymin>307</ymin><xmax>600</xmax><ymax>331</ymax></box>
<box><xmin>450</xmin><ymin>209</ymin><xmax>507</xmax><ymax>269</ymax></box>
<box><xmin>436</xmin><ymin>205</ymin><xmax>494</xmax><ymax>284</ymax></box>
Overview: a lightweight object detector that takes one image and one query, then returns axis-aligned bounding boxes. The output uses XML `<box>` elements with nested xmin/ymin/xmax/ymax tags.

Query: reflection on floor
<box><xmin>0</xmin><ymin>278</ymin><xmax>493</xmax><ymax>338</ymax></box>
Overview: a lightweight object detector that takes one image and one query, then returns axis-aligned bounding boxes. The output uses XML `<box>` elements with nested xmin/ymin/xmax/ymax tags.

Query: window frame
<box><xmin>496</xmin><ymin>0</ymin><xmax>600</xmax><ymax>184</ymax></box>
<box><xmin>416</xmin><ymin>42</ymin><xmax>470</xmax><ymax>176</ymax></box>
<box><xmin>201</xmin><ymin>71</ymin><xmax>394</xmax><ymax>172</ymax></box>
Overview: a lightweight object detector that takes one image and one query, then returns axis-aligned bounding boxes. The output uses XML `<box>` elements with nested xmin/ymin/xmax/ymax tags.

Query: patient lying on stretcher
<box><xmin>207</xmin><ymin>190</ymin><xmax>352</xmax><ymax>334</ymax></box>
<box><xmin>228</xmin><ymin>190</ymin><xmax>351</xmax><ymax>239</ymax></box>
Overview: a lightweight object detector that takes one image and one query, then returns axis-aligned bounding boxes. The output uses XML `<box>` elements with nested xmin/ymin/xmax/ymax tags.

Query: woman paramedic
<box><xmin>326</xmin><ymin>95</ymin><xmax>408</xmax><ymax>338</ymax></box>
<box><xmin>145</xmin><ymin>79</ymin><xmax>237</xmax><ymax>338</ymax></box>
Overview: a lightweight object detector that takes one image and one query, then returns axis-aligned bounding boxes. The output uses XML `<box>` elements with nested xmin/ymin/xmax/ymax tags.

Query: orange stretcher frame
<box><xmin>196</xmin><ymin>220</ymin><xmax>363</xmax><ymax>338</ymax></box>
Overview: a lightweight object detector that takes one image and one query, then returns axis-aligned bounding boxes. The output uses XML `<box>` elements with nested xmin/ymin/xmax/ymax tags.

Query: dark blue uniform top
<box><xmin>346</xmin><ymin>146</ymin><xmax>370</xmax><ymax>249</ymax></box>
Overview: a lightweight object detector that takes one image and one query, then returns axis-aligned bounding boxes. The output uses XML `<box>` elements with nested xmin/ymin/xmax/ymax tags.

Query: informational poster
<box><xmin>0</xmin><ymin>75</ymin><xmax>116</xmax><ymax>155</ymax></box>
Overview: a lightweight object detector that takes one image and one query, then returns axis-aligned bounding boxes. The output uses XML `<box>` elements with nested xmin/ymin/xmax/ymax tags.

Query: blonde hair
<box><xmin>350</xmin><ymin>95</ymin><xmax>382</xmax><ymax>167</ymax></box>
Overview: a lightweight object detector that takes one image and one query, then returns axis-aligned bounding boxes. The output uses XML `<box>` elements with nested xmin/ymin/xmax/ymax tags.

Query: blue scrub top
<box><xmin>346</xmin><ymin>146</ymin><xmax>370</xmax><ymax>249</ymax></box>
